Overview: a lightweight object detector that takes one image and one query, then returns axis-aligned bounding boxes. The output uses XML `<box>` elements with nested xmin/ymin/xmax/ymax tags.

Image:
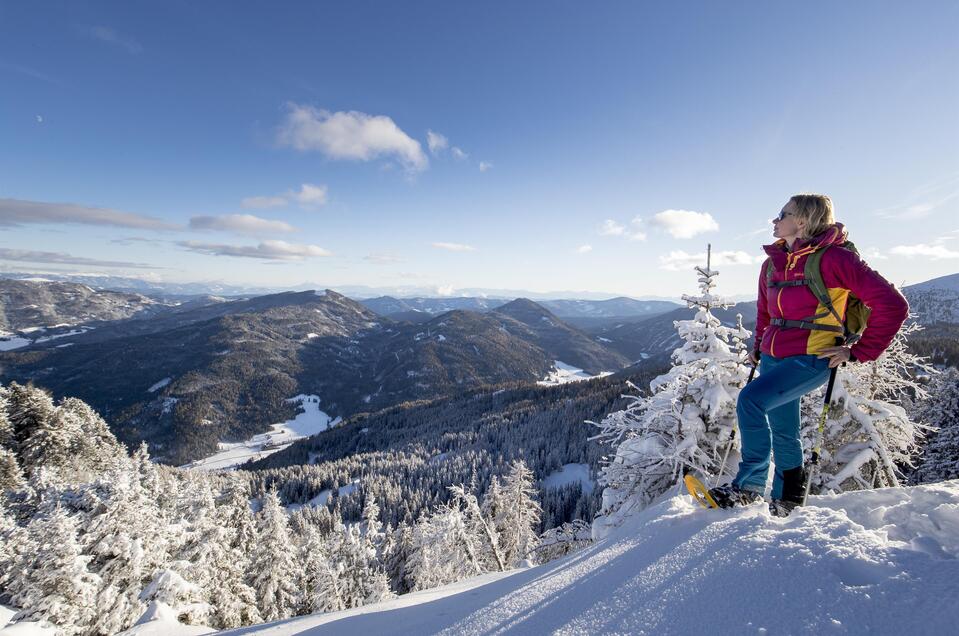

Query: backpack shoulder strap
<box><xmin>803</xmin><ymin>245</ymin><xmax>844</xmax><ymax>326</ymax></box>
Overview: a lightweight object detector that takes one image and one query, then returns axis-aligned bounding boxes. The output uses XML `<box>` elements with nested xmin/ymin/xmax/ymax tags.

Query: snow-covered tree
<box><xmin>10</xmin><ymin>506</ymin><xmax>100</xmax><ymax>635</ymax></box>
<box><xmin>251</xmin><ymin>488</ymin><xmax>301</xmax><ymax>621</ymax></box>
<box><xmin>84</xmin><ymin>462</ymin><xmax>169</xmax><ymax>635</ymax></box>
<box><xmin>806</xmin><ymin>320</ymin><xmax>933</xmax><ymax>492</ymax></box>
<box><xmin>534</xmin><ymin>519</ymin><xmax>593</xmax><ymax>563</ymax></box>
<box><xmin>408</xmin><ymin>502</ymin><xmax>482</xmax><ymax>591</ymax></box>
<box><xmin>593</xmin><ymin>252</ymin><xmax>750</xmax><ymax>529</ymax></box>
<box><xmin>5</xmin><ymin>383</ymin><xmax>57</xmax><ymax>473</ymax></box>
<box><xmin>139</xmin><ymin>566</ymin><xmax>211</xmax><ymax>626</ymax></box>
<box><xmin>496</xmin><ymin>460</ymin><xmax>542</xmax><ymax>566</ymax></box>
<box><xmin>911</xmin><ymin>367</ymin><xmax>959</xmax><ymax>484</ymax></box>
<box><xmin>381</xmin><ymin>521</ymin><xmax>416</xmax><ymax>595</ymax></box>
<box><xmin>300</xmin><ymin>523</ymin><xmax>340</xmax><ymax>614</ymax></box>
<box><xmin>0</xmin><ymin>447</ymin><xmax>25</xmax><ymax>493</ymax></box>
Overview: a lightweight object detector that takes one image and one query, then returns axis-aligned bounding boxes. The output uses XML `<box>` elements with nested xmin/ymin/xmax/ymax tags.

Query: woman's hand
<box><xmin>817</xmin><ymin>345</ymin><xmax>851</xmax><ymax>368</ymax></box>
<box><xmin>747</xmin><ymin>350</ymin><xmax>760</xmax><ymax>366</ymax></box>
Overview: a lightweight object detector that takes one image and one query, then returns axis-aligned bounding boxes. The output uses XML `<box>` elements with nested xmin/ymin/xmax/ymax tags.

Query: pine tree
<box><xmin>408</xmin><ymin>498</ymin><xmax>484</xmax><ymax>591</ymax></box>
<box><xmin>911</xmin><ymin>367</ymin><xmax>959</xmax><ymax>484</ymax></box>
<box><xmin>6</xmin><ymin>383</ymin><xmax>57</xmax><ymax>471</ymax></box>
<box><xmin>807</xmin><ymin>321</ymin><xmax>932</xmax><ymax>492</ymax></box>
<box><xmin>10</xmin><ymin>506</ymin><xmax>100</xmax><ymax>636</ymax></box>
<box><xmin>139</xmin><ymin>567</ymin><xmax>211</xmax><ymax>626</ymax></box>
<box><xmin>381</xmin><ymin>521</ymin><xmax>415</xmax><ymax>595</ymax></box>
<box><xmin>497</xmin><ymin>460</ymin><xmax>542</xmax><ymax>566</ymax></box>
<box><xmin>251</xmin><ymin>488</ymin><xmax>301</xmax><ymax>621</ymax></box>
<box><xmin>593</xmin><ymin>250</ymin><xmax>750</xmax><ymax>530</ymax></box>
<box><xmin>0</xmin><ymin>447</ymin><xmax>25</xmax><ymax>492</ymax></box>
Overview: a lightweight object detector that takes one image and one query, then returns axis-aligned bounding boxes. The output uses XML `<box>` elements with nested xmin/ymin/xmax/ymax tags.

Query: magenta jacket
<box><xmin>754</xmin><ymin>223</ymin><xmax>909</xmax><ymax>362</ymax></box>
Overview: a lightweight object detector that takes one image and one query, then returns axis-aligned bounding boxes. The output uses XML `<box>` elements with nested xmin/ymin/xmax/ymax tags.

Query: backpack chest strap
<box><xmin>769</xmin><ymin>318</ymin><xmax>844</xmax><ymax>333</ymax></box>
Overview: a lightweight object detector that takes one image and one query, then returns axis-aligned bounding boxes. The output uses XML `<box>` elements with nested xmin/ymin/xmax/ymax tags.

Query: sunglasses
<box><xmin>774</xmin><ymin>210</ymin><xmax>793</xmax><ymax>222</ymax></box>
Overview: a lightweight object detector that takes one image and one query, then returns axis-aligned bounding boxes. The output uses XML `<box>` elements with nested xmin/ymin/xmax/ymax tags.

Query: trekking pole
<box><xmin>714</xmin><ymin>363</ymin><xmax>757</xmax><ymax>487</ymax></box>
<box><xmin>802</xmin><ymin>364</ymin><xmax>839</xmax><ymax>506</ymax></box>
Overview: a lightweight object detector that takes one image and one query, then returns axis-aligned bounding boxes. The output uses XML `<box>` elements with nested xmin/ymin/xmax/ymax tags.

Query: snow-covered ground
<box><xmin>537</xmin><ymin>361</ymin><xmax>612</xmax><ymax>386</ymax></box>
<box><xmin>224</xmin><ymin>480</ymin><xmax>959</xmax><ymax>635</ymax></box>
<box><xmin>182</xmin><ymin>395</ymin><xmax>340</xmax><ymax>471</ymax></box>
<box><xmin>0</xmin><ymin>326</ymin><xmax>93</xmax><ymax>351</ymax></box>
<box><xmin>542</xmin><ymin>463</ymin><xmax>594</xmax><ymax>495</ymax></box>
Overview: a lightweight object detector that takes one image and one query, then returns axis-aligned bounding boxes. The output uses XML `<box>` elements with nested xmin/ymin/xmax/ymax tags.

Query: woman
<box><xmin>708</xmin><ymin>194</ymin><xmax>909</xmax><ymax>516</ymax></box>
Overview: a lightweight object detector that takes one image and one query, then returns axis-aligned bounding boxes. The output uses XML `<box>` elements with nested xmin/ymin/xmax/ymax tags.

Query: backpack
<box><xmin>765</xmin><ymin>241</ymin><xmax>871</xmax><ymax>345</ymax></box>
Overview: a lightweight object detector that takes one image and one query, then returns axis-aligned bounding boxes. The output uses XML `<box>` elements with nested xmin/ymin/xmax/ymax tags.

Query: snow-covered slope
<box><xmin>227</xmin><ymin>480</ymin><xmax>959</xmax><ymax>635</ymax></box>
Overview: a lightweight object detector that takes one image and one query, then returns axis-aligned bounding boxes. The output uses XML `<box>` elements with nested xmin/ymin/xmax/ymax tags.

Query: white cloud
<box><xmin>0</xmin><ymin>198</ymin><xmax>177</xmax><ymax>230</ymax></box>
<box><xmin>876</xmin><ymin>173</ymin><xmax>959</xmax><ymax>220</ymax></box>
<box><xmin>436</xmin><ymin>285</ymin><xmax>456</xmax><ymax>296</ymax></box>
<box><xmin>241</xmin><ymin>183</ymin><xmax>328</xmax><ymax>210</ymax></box>
<box><xmin>598</xmin><ymin>220</ymin><xmax>625</xmax><ymax>236</ymax></box>
<box><xmin>426</xmin><ymin>130</ymin><xmax>449</xmax><ymax>155</ymax></box>
<box><xmin>363</xmin><ymin>252</ymin><xmax>404</xmax><ymax>264</ymax></box>
<box><xmin>241</xmin><ymin>195</ymin><xmax>287</xmax><ymax>209</ymax></box>
<box><xmin>291</xmin><ymin>183</ymin><xmax>328</xmax><ymax>208</ymax></box>
<box><xmin>861</xmin><ymin>247</ymin><xmax>888</xmax><ymax>261</ymax></box>
<box><xmin>576</xmin><ymin>244</ymin><xmax>593</xmax><ymax>254</ymax></box>
<box><xmin>188</xmin><ymin>214</ymin><xmax>296</xmax><ymax>235</ymax></box>
<box><xmin>479</xmin><ymin>161</ymin><xmax>493</xmax><ymax>172</ymax></box>
<box><xmin>0</xmin><ymin>248</ymin><xmax>155</xmax><ymax>269</ymax></box>
<box><xmin>889</xmin><ymin>243</ymin><xmax>959</xmax><ymax>259</ymax></box>
<box><xmin>651</xmin><ymin>209</ymin><xmax>719</xmax><ymax>239</ymax></box>
<box><xmin>178</xmin><ymin>240</ymin><xmax>332</xmax><ymax>260</ymax></box>
<box><xmin>276</xmin><ymin>104</ymin><xmax>428</xmax><ymax>172</ymax></box>
<box><xmin>451</xmin><ymin>147</ymin><xmax>468</xmax><ymax>160</ymax></box>
<box><xmin>659</xmin><ymin>250</ymin><xmax>762</xmax><ymax>271</ymax></box>
<box><xmin>432</xmin><ymin>242</ymin><xmax>477</xmax><ymax>252</ymax></box>
<box><xmin>35</xmin><ymin>115</ymin><xmax>43</xmax><ymax>124</ymax></box>
<box><xmin>85</xmin><ymin>26</ymin><xmax>142</xmax><ymax>54</ymax></box>
<box><xmin>599</xmin><ymin>216</ymin><xmax>646</xmax><ymax>241</ymax></box>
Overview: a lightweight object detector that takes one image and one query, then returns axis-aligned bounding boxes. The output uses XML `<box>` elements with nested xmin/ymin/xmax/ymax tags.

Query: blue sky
<box><xmin>1</xmin><ymin>1</ymin><xmax>957</xmax><ymax>298</ymax></box>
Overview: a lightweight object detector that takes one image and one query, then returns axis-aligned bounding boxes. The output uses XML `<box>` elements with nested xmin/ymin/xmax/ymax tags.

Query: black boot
<box><xmin>769</xmin><ymin>466</ymin><xmax>807</xmax><ymax>518</ymax></box>
<box><xmin>708</xmin><ymin>483</ymin><xmax>762</xmax><ymax>509</ymax></box>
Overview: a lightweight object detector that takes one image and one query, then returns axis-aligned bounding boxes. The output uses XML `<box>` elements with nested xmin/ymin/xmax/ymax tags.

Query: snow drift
<box><xmin>221</xmin><ymin>479</ymin><xmax>959</xmax><ymax>635</ymax></box>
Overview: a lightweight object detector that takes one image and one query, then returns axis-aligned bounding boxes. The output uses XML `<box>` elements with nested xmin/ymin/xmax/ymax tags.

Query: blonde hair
<box><xmin>788</xmin><ymin>193</ymin><xmax>835</xmax><ymax>238</ymax></box>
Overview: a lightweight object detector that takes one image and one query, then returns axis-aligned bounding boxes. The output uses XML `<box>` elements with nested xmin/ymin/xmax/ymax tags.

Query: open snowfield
<box><xmin>537</xmin><ymin>361</ymin><xmax>612</xmax><ymax>386</ymax></box>
<box><xmin>219</xmin><ymin>479</ymin><xmax>959</xmax><ymax>635</ymax></box>
<box><xmin>542</xmin><ymin>463</ymin><xmax>594</xmax><ymax>495</ymax></box>
<box><xmin>182</xmin><ymin>395</ymin><xmax>340</xmax><ymax>471</ymax></box>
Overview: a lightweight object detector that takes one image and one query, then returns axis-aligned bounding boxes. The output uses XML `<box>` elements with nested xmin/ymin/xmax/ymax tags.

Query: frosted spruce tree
<box><xmin>251</xmin><ymin>488</ymin><xmax>301</xmax><ymax>621</ymax></box>
<box><xmin>803</xmin><ymin>320</ymin><xmax>933</xmax><ymax>493</ymax></box>
<box><xmin>912</xmin><ymin>366</ymin><xmax>959</xmax><ymax>484</ymax></box>
<box><xmin>593</xmin><ymin>247</ymin><xmax>751</xmax><ymax>531</ymax></box>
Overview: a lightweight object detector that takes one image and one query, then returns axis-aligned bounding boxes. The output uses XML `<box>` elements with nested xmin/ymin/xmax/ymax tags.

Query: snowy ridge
<box><xmin>227</xmin><ymin>480</ymin><xmax>959</xmax><ymax>635</ymax></box>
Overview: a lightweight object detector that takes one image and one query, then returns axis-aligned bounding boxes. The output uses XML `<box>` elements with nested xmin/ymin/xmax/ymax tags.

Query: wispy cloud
<box><xmin>83</xmin><ymin>26</ymin><xmax>143</xmax><ymax>54</ymax></box>
<box><xmin>451</xmin><ymin>147</ymin><xmax>468</xmax><ymax>160</ymax></box>
<box><xmin>276</xmin><ymin>104</ymin><xmax>428</xmax><ymax>173</ymax></box>
<box><xmin>598</xmin><ymin>216</ymin><xmax>646</xmax><ymax>241</ymax></box>
<box><xmin>651</xmin><ymin>209</ymin><xmax>719</xmax><ymax>239</ymax></box>
<box><xmin>479</xmin><ymin>161</ymin><xmax>493</xmax><ymax>173</ymax></box>
<box><xmin>241</xmin><ymin>195</ymin><xmax>287</xmax><ymax>209</ymax></box>
<box><xmin>876</xmin><ymin>172</ymin><xmax>959</xmax><ymax>220</ymax></box>
<box><xmin>426</xmin><ymin>130</ymin><xmax>449</xmax><ymax>155</ymax></box>
<box><xmin>0</xmin><ymin>61</ymin><xmax>60</xmax><ymax>84</ymax></box>
<box><xmin>188</xmin><ymin>214</ymin><xmax>296</xmax><ymax>235</ymax></box>
<box><xmin>889</xmin><ymin>243</ymin><xmax>959</xmax><ymax>259</ymax></box>
<box><xmin>0</xmin><ymin>198</ymin><xmax>178</xmax><ymax>230</ymax></box>
<box><xmin>598</xmin><ymin>220</ymin><xmax>625</xmax><ymax>236</ymax></box>
<box><xmin>177</xmin><ymin>240</ymin><xmax>332</xmax><ymax>260</ymax></box>
<box><xmin>241</xmin><ymin>183</ymin><xmax>328</xmax><ymax>210</ymax></box>
<box><xmin>0</xmin><ymin>248</ymin><xmax>156</xmax><ymax>269</ymax></box>
<box><xmin>363</xmin><ymin>252</ymin><xmax>404</xmax><ymax>264</ymax></box>
<box><xmin>575</xmin><ymin>244</ymin><xmax>593</xmax><ymax>254</ymax></box>
<box><xmin>432</xmin><ymin>242</ymin><xmax>477</xmax><ymax>252</ymax></box>
<box><xmin>659</xmin><ymin>250</ymin><xmax>762</xmax><ymax>271</ymax></box>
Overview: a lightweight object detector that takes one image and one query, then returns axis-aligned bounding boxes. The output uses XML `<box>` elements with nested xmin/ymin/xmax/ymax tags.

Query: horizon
<box><xmin>2</xmin><ymin>2</ymin><xmax>958</xmax><ymax>297</ymax></box>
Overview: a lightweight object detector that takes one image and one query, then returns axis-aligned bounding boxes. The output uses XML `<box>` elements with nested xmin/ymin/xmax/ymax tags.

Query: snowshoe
<box><xmin>768</xmin><ymin>499</ymin><xmax>801</xmax><ymax>518</ymax></box>
<box><xmin>706</xmin><ymin>483</ymin><xmax>762</xmax><ymax>509</ymax></box>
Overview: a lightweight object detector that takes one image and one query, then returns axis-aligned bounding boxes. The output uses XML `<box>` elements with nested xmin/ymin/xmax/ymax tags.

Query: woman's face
<box><xmin>772</xmin><ymin>201</ymin><xmax>804</xmax><ymax>240</ymax></box>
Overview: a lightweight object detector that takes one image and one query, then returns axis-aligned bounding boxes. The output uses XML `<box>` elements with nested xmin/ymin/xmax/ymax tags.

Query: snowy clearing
<box><xmin>226</xmin><ymin>480</ymin><xmax>959</xmax><ymax>635</ymax></box>
<box><xmin>542</xmin><ymin>463</ymin><xmax>594</xmax><ymax>495</ymax></box>
<box><xmin>0</xmin><ymin>326</ymin><xmax>93</xmax><ymax>351</ymax></box>
<box><xmin>537</xmin><ymin>361</ymin><xmax>612</xmax><ymax>386</ymax></box>
<box><xmin>182</xmin><ymin>395</ymin><xmax>340</xmax><ymax>471</ymax></box>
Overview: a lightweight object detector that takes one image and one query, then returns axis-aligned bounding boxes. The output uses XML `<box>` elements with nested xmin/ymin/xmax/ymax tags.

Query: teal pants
<box><xmin>732</xmin><ymin>353</ymin><xmax>831</xmax><ymax>499</ymax></box>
